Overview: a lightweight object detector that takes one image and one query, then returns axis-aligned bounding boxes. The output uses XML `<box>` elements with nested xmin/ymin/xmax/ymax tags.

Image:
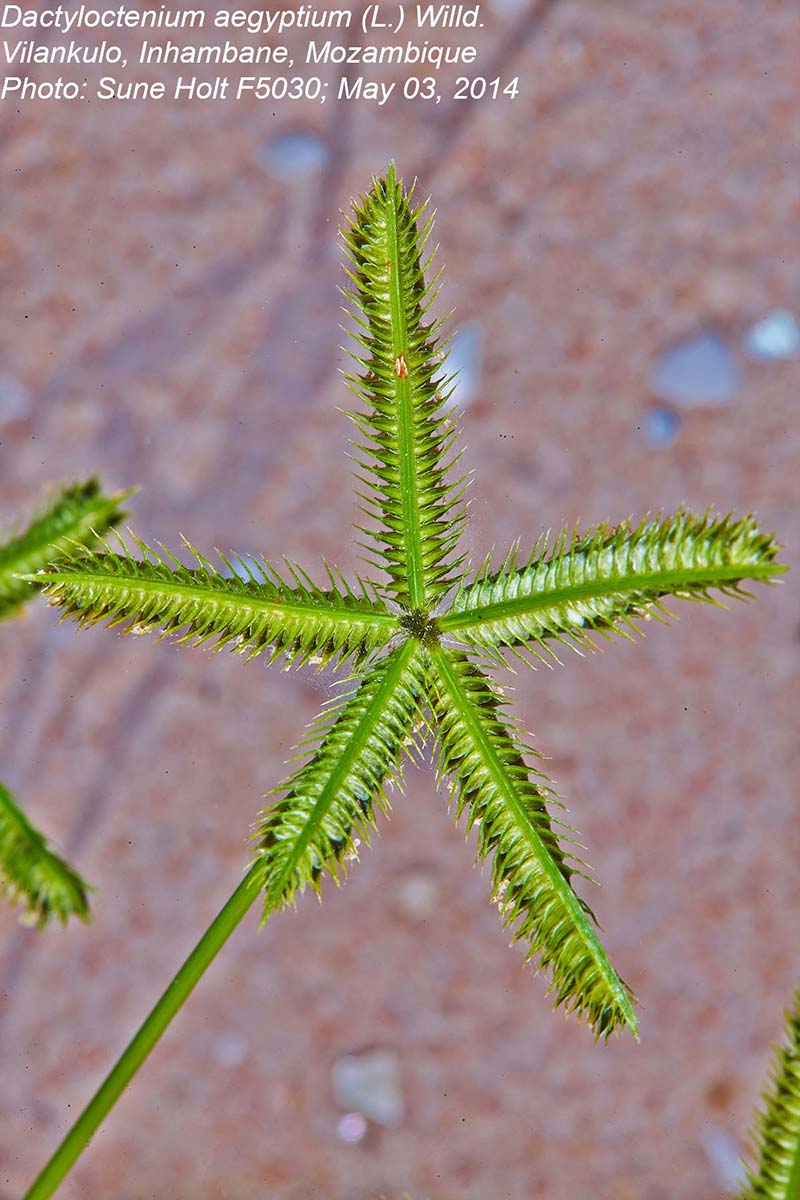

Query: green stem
<box><xmin>23</xmin><ymin>864</ymin><xmax>261</xmax><ymax>1200</ymax></box>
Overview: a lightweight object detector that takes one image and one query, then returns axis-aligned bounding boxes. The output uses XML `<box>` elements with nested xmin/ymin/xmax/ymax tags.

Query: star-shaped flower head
<box><xmin>32</xmin><ymin>167</ymin><xmax>786</xmax><ymax>1040</ymax></box>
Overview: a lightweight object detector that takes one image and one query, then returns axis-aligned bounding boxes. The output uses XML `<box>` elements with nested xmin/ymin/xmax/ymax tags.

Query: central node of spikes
<box><xmin>400</xmin><ymin>607</ymin><xmax>440</xmax><ymax>644</ymax></box>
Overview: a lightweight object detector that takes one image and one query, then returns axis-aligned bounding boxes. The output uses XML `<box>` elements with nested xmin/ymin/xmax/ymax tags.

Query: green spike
<box><xmin>0</xmin><ymin>779</ymin><xmax>91</xmax><ymax>928</ymax></box>
<box><xmin>734</xmin><ymin>986</ymin><xmax>800</xmax><ymax>1200</ymax></box>
<box><xmin>0</xmin><ymin>476</ymin><xmax>131</xmax><ymax>619</ymax></box>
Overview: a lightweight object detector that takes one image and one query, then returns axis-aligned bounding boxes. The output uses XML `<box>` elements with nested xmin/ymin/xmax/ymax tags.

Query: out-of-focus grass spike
<box><xmin>0</xmin><ymin>476</ymin><xmax>128</xmax><ymax>927</ymax></box>
<box><xmin>734</xmin><ymin>985</ymin><xmax>800</xmax><ymax>1200</ymax></box>
<box><xmin>0</xmin><ymin>476</ymin><xmax>131</xmax><ymax>620</ymax></box>
<box><xmin>0</xmin><ymin>779</ymin><xmax>91</xmax><ymax>927</ymax></box>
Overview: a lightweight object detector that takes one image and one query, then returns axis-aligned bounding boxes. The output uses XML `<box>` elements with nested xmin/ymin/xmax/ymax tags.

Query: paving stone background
<box><xmin>1</xmin><ymin>1</ymin><xmax>798</xmax><ymax>1198</ymax></box>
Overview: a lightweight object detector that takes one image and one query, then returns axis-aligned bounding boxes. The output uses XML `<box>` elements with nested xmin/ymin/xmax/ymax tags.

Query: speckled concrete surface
<box><xmin>1</xmin><ymin>1</ymin><xmax>798</xmax><ymax>1198</ymax></box>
